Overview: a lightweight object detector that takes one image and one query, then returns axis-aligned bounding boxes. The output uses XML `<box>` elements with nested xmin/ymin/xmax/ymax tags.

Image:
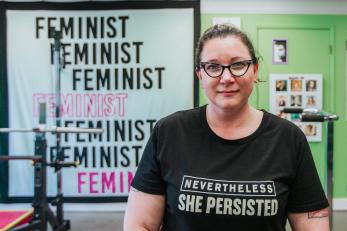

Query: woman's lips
<box><xmin>217</xmin><ymin>89</ymin><xmax>240</xmax><ymax>96</ymax></box>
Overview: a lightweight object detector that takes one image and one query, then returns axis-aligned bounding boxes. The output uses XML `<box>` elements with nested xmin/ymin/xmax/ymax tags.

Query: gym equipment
<box><xmin>0</xmin><ymin>114</ymin><xmax>103</xmax><ymax>231</ymax></box>
<box><xmin>282</xmin><ymin>108</ymin><xmax>338</xmax><ymax>230</ymax></box>
<box><xmin>0</xmin><ymin>28</ymin><xmax>103</xmax><ymax>231</ymax></box>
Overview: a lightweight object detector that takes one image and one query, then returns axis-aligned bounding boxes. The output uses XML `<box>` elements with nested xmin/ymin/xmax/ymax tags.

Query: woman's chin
<box><xmin>210</xmin><ymin>99</ymin><xmax>245</xmax><ymax>112</ymax></box>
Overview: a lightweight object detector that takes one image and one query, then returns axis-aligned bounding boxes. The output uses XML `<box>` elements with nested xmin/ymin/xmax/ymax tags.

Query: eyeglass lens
<box><xmin>202</xmin><ymin>60</ymin><xmax>252</xmax><ymax>78</ymax></box>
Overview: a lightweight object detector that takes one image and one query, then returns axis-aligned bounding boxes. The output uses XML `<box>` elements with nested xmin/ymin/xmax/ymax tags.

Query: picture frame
<box><xmin>272</xmin><ymin>39</ymin><xmax>288</xmax><ymax>64</ymax></box>
<box><xmin>270</xmin><ymin>74</ymin><xmax>323</xmax><ymax>142</ymax></box>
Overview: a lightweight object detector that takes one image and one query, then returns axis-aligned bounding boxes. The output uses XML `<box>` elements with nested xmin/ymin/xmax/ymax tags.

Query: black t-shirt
<box><xmin>131</xmin><ymin>106</ymin><xmax>329</xmax><ymax>231</ymax></box>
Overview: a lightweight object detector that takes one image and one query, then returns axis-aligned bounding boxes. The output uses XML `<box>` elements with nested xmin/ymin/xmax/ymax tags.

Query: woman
<box><xmin>273</xmin><ymin>40</ymin><xmax>287</xmax><ymax>63</ymax></box>
<box><xmin>307</xmin><ymin>96</ymin><xmax>316</xmax><ymax>107</ymax></box>
<box><xmin>306</xmin><ymin>80</ymin><xmax>317</xmax><ymax>91</ymax></box>
<box><xmin>291</xmin><ymin>95</ymin><xmax>302</xmax><ymax>107</ymax></box>
<box><xmin>277</xmin><ymin>95</ymin><xmax>286</xmax><ymax>106</ymax></box>
<box><xmin>276</xmin><ymin>80</ymin><xmax>287</xmax><ymax>91</ymax></box>
<box><xmin>291</xmin><ymin>79</ymin><xmax>302</xmax><ymax>92</ymax></box>
<box><xmin>124</xmin><ymin>24</ymin><xmax>329</xmax><ymax>231</ymax></box>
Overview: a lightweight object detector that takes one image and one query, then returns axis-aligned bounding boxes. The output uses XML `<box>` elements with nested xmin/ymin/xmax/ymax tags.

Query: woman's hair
<box><xmin>195</xmin><ymin>24</ymin><xmax>258</xmax><ymax>68</ymax></box>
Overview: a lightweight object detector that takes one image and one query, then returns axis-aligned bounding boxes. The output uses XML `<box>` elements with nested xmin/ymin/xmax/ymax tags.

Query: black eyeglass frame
<box><xmin>199</xmin><ymin>60</ymin><xmax>256</xmax><ymax>78</ymax></box>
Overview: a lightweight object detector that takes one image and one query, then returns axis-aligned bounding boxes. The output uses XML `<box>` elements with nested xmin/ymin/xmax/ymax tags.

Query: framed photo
<box><xmin>275</xmin><ymin>79</ymin><xmax>287</xmax><ymax>91</ymax></box>
<box><xmin>304</xmin><ymin>124</ymin><xmax>317</xmax><ymax>136</ymax></box>
<box><xmin>306</xmin><ymin>95</ymin><xmax>317</xmax><ymax>107</ymax></box>
<box><xmin>290</xmin><ymin>94</ymin><xmax>302</xmax><ymax>107</ymax></box>
<box><xmin>272</xmin><ymin>39</ymin><xmax>288</xmax><ymax>64</ymax></box>
<box><xmin>270</xmin><ymin>74</ymin><xmax>323</xmax><ymax>142</ymax></box>
<box><xmin>290</xmin><ymin>79</ymin><xmax>302</xmax><ymax>91</ymax></box>
<box><xmin>276</xmin><ymin>95</ymin><xmax>287</xmax><ymax>107</ymax></box>
<box><xmin>306</xmin><ymin>80</ymin><xmax>317</xmax><ymax>91</ymax></box>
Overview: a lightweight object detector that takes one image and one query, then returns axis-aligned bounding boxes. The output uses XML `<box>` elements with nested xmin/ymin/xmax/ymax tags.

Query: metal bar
<box><xmin>0</xmin><ymin>155</ymin><xmax>42</xmax><ymax>161</ymax></box>
<box><xmin>54</xmin><ymin>221</ymin><xmax>70</xmax><ymax>231</ymax></box>
<box><xmin>34</xmin><ymin>135</ymin><xmax>47</xmax><ymax>231</ymax></box>
<box><xmin>0</xmin><ymin>127</ymin><xmax>103</xmax><ymax>134</ymax></box>
<box><xmin>52</xmin><ymin>29</ymin><xmax>64</xmax><ymax>227</ymax></box>
<box><xmin>10</xmin><ymin>220</ymin><xmax>41</xmax><ymax>231</ymax></box>
<box><xmin>0</xmin><ymin>128</ymin><xmax>37</xmax><ymax>132</ymax></box>
<box><xmin>46</xmin><ymin>204</ymin><xmax>60</xmax><ymax>228</ymax></box>
<box><xmin>327</xmin><ymin>121</ymin><xmax>334</xmax><ymax>229</ymax></box>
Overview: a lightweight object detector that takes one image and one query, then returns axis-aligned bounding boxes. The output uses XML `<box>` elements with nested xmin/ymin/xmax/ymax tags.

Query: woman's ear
<box><xmin>253</xmin><ymin>63</ymin><xmax>259</xmax><ymax>73</ymax></box>
<box><xmin>195</xmin><ymin>68</ymin><xmax>202</xmax><ymax>80</ymax></box>
<box><xmin>253</xmin><ymin>64</ymin><xmax>259</xmax><ymax>83</ymax></box>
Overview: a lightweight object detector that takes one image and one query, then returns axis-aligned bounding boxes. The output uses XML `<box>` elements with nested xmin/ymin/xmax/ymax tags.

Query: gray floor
<box><xmin>63</xmin><ymin>211</ymin><xmax>347</xmax><ymax>231</ymax></box>
<box><xmin>66</xmin><ymin>211</ymin><xmax>125</xmax><ymax>231</ymax></box>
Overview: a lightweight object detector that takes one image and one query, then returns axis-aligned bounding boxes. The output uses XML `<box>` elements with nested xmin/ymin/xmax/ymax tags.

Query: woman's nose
<box><xmin>220</xmin><ymin>68</ymin><xmax>236</xmax><ymax>83</ymax></box>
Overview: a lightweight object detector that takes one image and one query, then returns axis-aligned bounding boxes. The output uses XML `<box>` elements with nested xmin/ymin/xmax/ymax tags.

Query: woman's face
<box><xmin>277</xmin><ymin>80</ymin><xmax>284</xmax><ymax>88</ymax></box>
<box><xmin>196</xmin><ymin>36</ymin><xmax>258</xmax><ymax>111</ymax></box>
<box><xmin>275</xmin><ymin>44</ymin><xmax>285</xmax><ymax>57</ymax></box>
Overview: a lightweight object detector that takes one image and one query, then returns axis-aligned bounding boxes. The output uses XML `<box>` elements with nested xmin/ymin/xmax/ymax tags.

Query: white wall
<box><xmin>3</xmin><ymin>0</ymin><xmax>347</xmax><ymax>15</ymax></box>
<box><xmin>201</xmin><ymin>0</ymin><xmax>347</xmax><ymax>14</ymax></box>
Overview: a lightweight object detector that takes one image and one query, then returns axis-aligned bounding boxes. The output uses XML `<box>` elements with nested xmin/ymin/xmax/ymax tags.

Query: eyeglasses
<box><xmin>200</xmin><ymin>60</ymin><xmax>256</xmax><ymax>78</ymax></box>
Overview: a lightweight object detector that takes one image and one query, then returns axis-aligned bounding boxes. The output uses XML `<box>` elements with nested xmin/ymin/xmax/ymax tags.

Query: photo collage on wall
<box><xmin>270</xmin><ymin>74</ymin><xmax>323</xmax><ymax>142</ymax></box>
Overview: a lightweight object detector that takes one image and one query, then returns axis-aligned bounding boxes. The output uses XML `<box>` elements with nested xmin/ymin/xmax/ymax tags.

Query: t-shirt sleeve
<box><xmin>130</xmin><ymin>125</ymin><xmax>165</xmax><ymax>195</ymax></box>
<box><xmin>287</xmin><ymin>134</ymin><xmax>329</xmax><ymax>213</ymax></box>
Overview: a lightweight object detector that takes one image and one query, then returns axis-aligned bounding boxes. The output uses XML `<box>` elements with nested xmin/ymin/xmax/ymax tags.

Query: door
<box><xmin>256</xmin><ymin>27</ymin><xmax>332</xmax><ymax>188</ymax></box>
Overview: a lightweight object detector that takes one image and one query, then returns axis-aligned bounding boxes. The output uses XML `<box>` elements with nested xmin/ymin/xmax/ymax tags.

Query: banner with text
<box><xmin>6</xmin><ymin>8</ymin><xmax>194</xmax><ymax>198</ymax></box>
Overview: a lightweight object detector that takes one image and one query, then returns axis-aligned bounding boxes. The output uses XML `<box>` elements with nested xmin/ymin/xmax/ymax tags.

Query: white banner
<box><xmin>7</xmin><ymin>9</ymin><xmax>194</xmax><ymax>197</ymax></box>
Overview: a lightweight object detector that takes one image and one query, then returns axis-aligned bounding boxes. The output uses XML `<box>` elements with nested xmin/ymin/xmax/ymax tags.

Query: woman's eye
<box><xmin>231</xmin><ymin>61</ymin><xmax>247</xmax><ymax>69</ymax></box>
<box><xmin>206</xmin><ymin>64</ymin><xmax>221</xmax><ymax>71</ymax></box>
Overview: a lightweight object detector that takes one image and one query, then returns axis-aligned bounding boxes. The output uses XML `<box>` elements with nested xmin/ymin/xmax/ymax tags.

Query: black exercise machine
<box><xmin>0</xmin><ymin>103</ymin><xmax>103</xmax><ymax>231</ymax></box>
<box><xmin>0</xmin><ymin>26</ymin><xmax>102</xmax><ymax>231</ymax></box>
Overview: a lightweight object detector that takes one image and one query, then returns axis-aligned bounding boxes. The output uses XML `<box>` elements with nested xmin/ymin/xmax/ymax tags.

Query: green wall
<box><xmin>200</xmin><ymin>14</ymin><xmax>347</xmax><ymax>199</ymax></box>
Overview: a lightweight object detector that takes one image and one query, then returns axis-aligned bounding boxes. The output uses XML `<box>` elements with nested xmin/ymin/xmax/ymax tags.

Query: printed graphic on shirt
<box><xmin>178</xmin><ymin>175</ymin><xmax>278</xmax><ymax>216</ymax></box>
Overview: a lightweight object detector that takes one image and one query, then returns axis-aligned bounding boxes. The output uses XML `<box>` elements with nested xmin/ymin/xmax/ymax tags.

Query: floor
<box><xmin>65</xmin><ymin>211</ymin><xmax>125</xmax><ymax>231</ymax></box>
<box><xmin>63</xmin><ymin>211</ymin><xmax>347</xmax><ymax>231</ymax></box>
<box><xmin>1</xmin><ymin>204</ymin><xmax>346</xmax><ymax>230</ymax></box>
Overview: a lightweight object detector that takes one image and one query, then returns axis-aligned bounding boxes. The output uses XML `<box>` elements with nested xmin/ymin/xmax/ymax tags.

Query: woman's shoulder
<box><xmin>156</xmin><ymin>106</ymin><xmax>203</xmax><ymax>129</ymax></box>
